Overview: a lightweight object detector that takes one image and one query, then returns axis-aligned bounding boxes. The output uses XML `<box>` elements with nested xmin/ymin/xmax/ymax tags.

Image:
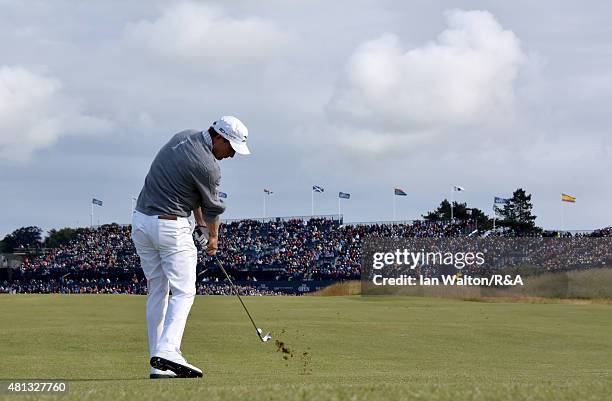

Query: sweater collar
<box><xmin>201</xmin><ymin>130</ymin><xmax>213</xmax><ymax>149</ymax></box>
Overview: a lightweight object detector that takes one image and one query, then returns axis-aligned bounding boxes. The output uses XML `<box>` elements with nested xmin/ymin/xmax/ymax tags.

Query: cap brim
<box><xmin>230</xmin><ymin>140</ymin><xmax>250</xmax><ymax>155</ymax></box>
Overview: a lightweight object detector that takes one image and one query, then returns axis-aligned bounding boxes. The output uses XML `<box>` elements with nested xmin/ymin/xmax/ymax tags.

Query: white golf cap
<box><xmin>212</xmin><ymin>116</ymin><xmax>250</xmax><ymax>155</ymax></box>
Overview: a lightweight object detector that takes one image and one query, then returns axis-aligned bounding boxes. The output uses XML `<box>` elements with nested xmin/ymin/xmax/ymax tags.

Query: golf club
<box><xmin>213</xmin><ymin>256</ymin><xmax>272</xmax><ymax>343</ymax></box>
<box><xmin>196</xmin><ymin>226</ymin><xmax>272</xmax><ymax>343</ymax></box>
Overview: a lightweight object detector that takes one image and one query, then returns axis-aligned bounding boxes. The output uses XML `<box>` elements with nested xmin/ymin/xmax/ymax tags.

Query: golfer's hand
<box><xmin>206</xmin><ymin>235</ymin><xmax>218</xmax><ymax>256</ymax></box>
<box><xmin>194</xmin><ymin>225</ymin><xmax>209</xmax><ymax>247</ymax></box>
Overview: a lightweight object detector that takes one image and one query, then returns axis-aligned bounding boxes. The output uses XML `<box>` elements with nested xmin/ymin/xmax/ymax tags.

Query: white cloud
<box><xmin>0</xmin><ymin>66</ymin><xmax>112</xmax><ymax>161</ymax></box>
<box><xmin>124</xmin><ymin>2</ymin><xmax>292</xmax><ymax>71</ymax></box>
<box><xmin>328</xmin><ymin>10</ymin><xmax>526</xmax><ymax>132</ymax></box>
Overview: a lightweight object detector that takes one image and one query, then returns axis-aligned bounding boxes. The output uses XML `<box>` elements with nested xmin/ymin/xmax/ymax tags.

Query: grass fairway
<box><xmin>1</xmin><ymin>295</ymin><xmax>611</xmax><ymax>401</ymax></box>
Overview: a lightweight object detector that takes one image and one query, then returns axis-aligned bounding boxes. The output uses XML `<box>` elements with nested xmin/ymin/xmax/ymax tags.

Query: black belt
<box><xmin>158</xmin><ymin>215</ymin><xmax>178</xmax><ymax>220</ymax></box>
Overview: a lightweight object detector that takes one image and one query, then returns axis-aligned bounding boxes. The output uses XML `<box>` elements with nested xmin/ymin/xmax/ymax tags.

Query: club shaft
<box><xmin>214</xmin><ymin>257</ymin><xmax>262</xmax><ymax>339</ymax></box>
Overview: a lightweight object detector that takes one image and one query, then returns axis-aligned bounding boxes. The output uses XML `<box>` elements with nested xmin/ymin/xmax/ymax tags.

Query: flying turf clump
<box><xmin>300</xmin><ymin>351</ymin><xmax>312</xmax><ymax>375</ymax></box>
<box><xmin>275</xmin><ymin>340</ymin><xmax>294</xmax><ymax>360</ymax></box>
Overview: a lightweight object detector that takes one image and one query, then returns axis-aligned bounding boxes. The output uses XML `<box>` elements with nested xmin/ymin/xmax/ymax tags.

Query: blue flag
<box><xmin>394</xmin><ymin>188</ymin><xmax>407</xmax><ymax>196</ymax></box>
<box><xmin>338</xmin><ymin>192</ymin><xmax>351</xmax><ymax>199</ymax></box>
<box><xmin>313</xmin><ymin>185</ymin><xmax>324</xmax><ymax>193</ymax></box>
<box><xmin>494</xmin><ymin>197</ymin><xmax>508</xmax><ymax>204</ymax></box>
<box><xmin>219</xmin><ymin>192</ymin><xmax>228</xmax><ymax>199</ymax></box>
<box><xmin>92</xmin><ymin>198</ymin><xmax>103</xmax><ymax>206</ymax></box>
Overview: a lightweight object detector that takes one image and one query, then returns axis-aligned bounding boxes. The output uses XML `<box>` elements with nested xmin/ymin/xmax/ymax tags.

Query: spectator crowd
<box><xmin>2</xmin><ymin>217</ymin><xmax>610</xmax><ymax>294</ymax></box>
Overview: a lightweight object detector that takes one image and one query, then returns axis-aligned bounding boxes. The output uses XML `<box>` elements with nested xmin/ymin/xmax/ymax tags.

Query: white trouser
<box><xmin>131</xmin><ymin>210</ymin><xmax>197</xmax><ymax>357</ymax></box>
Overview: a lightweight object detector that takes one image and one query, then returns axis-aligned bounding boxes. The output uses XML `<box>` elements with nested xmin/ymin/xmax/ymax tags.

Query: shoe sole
<box><xmin>150</xmin><ymin>357</ymin><xmax>203</xmax><ymax>378</ymax></box>
<box><xmin>150</xmin><ymin>373</ymin><xmax>177</xmax><ymax>379</ymax></box>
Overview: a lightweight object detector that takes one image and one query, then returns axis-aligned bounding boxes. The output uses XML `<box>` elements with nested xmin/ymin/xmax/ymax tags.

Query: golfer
<box><xmin>131</xmin><ymin>116</ymin><xmax>250</xmax><ymax>379</ymax></box>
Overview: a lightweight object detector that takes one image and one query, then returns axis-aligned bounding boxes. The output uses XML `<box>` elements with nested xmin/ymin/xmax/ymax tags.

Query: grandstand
<box><xmin>1</xmin><ymin>215</ymin><xmax>610</xmax><ymax>295</ymax></box>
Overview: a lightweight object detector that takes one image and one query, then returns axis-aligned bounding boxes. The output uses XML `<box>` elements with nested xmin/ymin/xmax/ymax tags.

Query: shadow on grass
<box><xmin>0</xmin><ymin>377</ymin><xmax>171</xmax><ymax>382</ymax></box>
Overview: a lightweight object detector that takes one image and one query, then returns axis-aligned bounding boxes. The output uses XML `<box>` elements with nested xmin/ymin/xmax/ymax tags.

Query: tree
<box><xmin>45</xmin><ymin>228</ymin><xmax>78</xmax><ymax>248</ymax></box>
<box><xmin>1</xmin><ymin>226</ymin><xmax>43</xmax><ymax>252</ymax></box>
<box><xmin>468</xmin><ymin>208</ymin><xmax>494</xmax><ymax>230</ymax></box>
<box><xmin>423</xmin><ymin>199</ymin><xmax>453</xmax><ymax>220</ymax></box>
<box><xmin>423</xmin><ymin>199</ymin><xmax>493</xmax><ymax>229</ymax></box>
<box><xmin>495</xmin><ymin>188</ymin><xmax>539</xmax><ymax>233</ymax></box>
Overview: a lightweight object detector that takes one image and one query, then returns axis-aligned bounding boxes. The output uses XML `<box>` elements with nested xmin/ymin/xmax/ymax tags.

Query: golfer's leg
<box><xmin>146</xmin><ymin>276</ymin><xmax>169</xmax><ymax>357</ymax></box>
<box><xmin>157</xmin><ymin>221</ymin><xmax>197</xmax><ymax>353</ymax></box>
<box><xmin>132</xmin><ymin>212</ymin><xmax>169</xmax><ymax>357</ymax></box>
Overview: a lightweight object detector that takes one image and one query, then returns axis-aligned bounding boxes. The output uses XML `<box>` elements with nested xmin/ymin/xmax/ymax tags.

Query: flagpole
<box><xmin>492</xmin><ymin>203</ymin><xmax>496</xmax><ymax>230</ymax></box>
<box><xmin>450</xmin><ymin>187</ymin><xmax>454</xmax><ymax>221</ymax></box>
<box><xmin>90</xmin><ymin>202</ymin><xmax>93</xmax><ymax>228</ymax></box>
<box><xmin>338</xmin><ymin>196</ymin><xmax>340</xmax><ymax>218</ymax></box>
<box><xmin>311</xmin><ymin>189</ymin><xmax>314</xmax><ymax>216</ymax></box>
<box><xmin>263</xmin><ymin>193</ymin><xmax>266</xmax><ymax>218</ymax></box>
<box><xmin>392</xmin><ymin>191</ymin><xmax>396</xmax><ymax>223</ymax></box>
<box><xmin>561</xmin><ymin>199</ymin><xmax>565</xmax><ymax>235</ymax></box>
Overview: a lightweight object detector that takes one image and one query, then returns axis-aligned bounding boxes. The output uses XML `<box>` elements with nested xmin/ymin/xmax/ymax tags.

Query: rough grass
<box><xmin>1</xmin><ymin>295</ymin><xmax>612</xmax><ymax>401</ymax></box>
<box><xmin>463</xmin><ymin>296</ymin><xmax>612</xmax><ymax>305</ymax></box>
<box><xmin>356</xmin><ymin>268</ymin><xmax>612</xmax><ymax>302</ymax></box>
<box><xmin>312</xmin><ymin>280</ymin><xmax>361</xmax><ymax>296</ymax></box>
<box><xmin>314</xmin><ymin>279</ymin><xmax>612</xmax><ymax>304</ymax></box>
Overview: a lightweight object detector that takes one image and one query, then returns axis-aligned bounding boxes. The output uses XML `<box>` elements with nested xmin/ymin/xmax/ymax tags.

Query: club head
<box><xmin>257</xmin><ymin>328</ymin><xmax>272</xmax><ymax>342</ymax></box>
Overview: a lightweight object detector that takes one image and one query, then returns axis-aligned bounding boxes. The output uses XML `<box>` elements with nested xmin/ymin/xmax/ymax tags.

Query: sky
<box><xmin>1</xmin><ymin>0</ymin><xmax>611</xmax><ymax>237</ymax></box>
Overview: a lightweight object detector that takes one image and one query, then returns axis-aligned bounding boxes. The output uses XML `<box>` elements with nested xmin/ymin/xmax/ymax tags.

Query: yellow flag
<box><xmin>561</xmin><ymin>193</ymin><xmax>576</xmax><ymax>203</ymax></box>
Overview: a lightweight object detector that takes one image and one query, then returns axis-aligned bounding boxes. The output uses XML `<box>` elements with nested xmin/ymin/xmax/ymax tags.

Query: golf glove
<box><xmin>194</xmin><ymin>225</ymin><xmax>209</xmax><ymax>247</ymax></box>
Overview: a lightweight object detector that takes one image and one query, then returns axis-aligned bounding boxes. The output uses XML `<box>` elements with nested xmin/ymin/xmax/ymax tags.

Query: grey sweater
<box><xmin>135</xmin><ymin>129</ymin><xmax>225</xmax><ymax>220</ymax></box>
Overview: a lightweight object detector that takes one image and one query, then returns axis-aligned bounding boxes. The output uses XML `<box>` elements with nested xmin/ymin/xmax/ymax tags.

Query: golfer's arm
<box><xmin>194</xmin><ymin>207</ymin><xmax>206</xmax><ymax>227</ymax></box>
<box><xmin>194</xmin><ymin>207</ymin><xmax>220</xmax><ymax>239</ymax></box>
